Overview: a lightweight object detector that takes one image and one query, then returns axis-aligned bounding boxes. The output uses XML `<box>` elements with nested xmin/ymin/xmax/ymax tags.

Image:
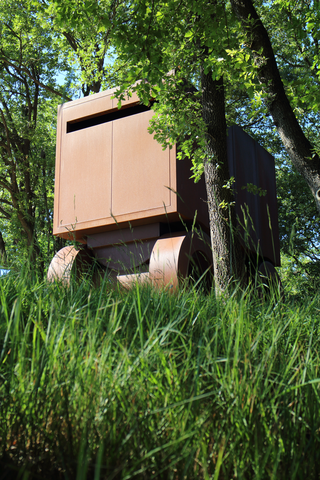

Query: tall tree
<box><xmin>230</xmin><ymin>0</ymin><xmax>320</xmax><ymax>214</ymax></box>
<box><xmin>47</xmin><ymin>0</ymin><xmax>320</xmax><ymax>287</ymax></box>
<box><xmin>49</xmin><ymin>0</ymin><xmax>247</xmax><ymax>290</ymax></box>
<box><xmin>0</xmin><ymin>0</ymin><xmax>69</xmax><ymax>264</ymax></box>
<box><xmin>36</xmin><ymin>0</ymin><xmax>118</xmax><ymax>96</ymax></box>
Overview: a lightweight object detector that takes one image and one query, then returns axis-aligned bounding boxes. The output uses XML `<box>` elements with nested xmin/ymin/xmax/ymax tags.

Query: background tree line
<box><xmin>0</xmin><ymin>0</ymin><xmax>319</xmax><ymax>288</ymax></box>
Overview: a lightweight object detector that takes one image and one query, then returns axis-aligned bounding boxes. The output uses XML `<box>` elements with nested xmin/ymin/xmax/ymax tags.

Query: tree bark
<box><xmin>0</xmin><ymin>231</ymin><xmax>7</xmax><ymax>263</ymax></box>
<box><xmin>201</xmin><ymin>69</ymin><xmax>244</xmax><ymax>291</ymax></box>
<box><xmin>230</xmin><ymin>0</ymin><xmax>320</xmax><ymax>214</ymax></box>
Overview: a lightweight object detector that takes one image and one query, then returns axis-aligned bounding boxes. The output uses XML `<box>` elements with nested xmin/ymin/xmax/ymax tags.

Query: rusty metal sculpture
<box><xmin>48</xmin><ymin>86</ymin><xmax>280</xmax><ymax>288</ymax></box>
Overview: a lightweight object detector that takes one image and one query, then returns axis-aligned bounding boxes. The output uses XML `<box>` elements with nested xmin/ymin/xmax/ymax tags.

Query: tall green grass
<box><xmin>1</xmin><ymin>265</ymin><xmax>320</xmax><ymax>479</ymax></box>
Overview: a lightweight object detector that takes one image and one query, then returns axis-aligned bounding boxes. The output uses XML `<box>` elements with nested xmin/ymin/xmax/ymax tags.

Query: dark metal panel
<box><xmin>87</xmin><ymin>223</ymin><xmax>161</xmax><ymax>249</ymax></box>
<box><xmin>227</xmin><ymin>125</ymin><xmax>281</xmax><ymax>266</ymax></box>
<box><xmin>176</xmin><ymin>153</ymin><xmax>209</xmax><ymax>232</ymax></box>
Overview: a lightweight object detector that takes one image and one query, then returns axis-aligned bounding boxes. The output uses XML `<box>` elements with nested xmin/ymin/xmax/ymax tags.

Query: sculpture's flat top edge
<box><xmin>60</xmin><ymin>86</ymin><xmax>137</xmax><ymax>109</ymax></box>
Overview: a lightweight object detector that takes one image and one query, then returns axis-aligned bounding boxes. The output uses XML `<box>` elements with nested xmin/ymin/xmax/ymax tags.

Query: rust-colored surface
<box><xmin>115</xmin><ymin>231</ymin><xmax>212</xmax><ymax>290</ymax></box>
<box><xmin>93</xmin><ymin>239</ymin><xmax>156</xmax><ymax>272</ymax></box>
<box><xmin>227</xmin><ymin>126</ymin><xmax>281</xmax><ymax>266</ymax></box>
<box><xmin>53</xmin><ymin>88</ymin><xmax>209</xmax><ymax>242</ymax></box>
<box><xmin>117</xmin><ymin>272</ymin><xmax>150</xmax><ymax>289</ymax></box>
<box><xmin>47</xmin><ymin>246</ymin><xmax>93</xmax><ymax>284</ymax></box>
<box><xmin>86</xmin><ymin>223</ymin><xmax>160</xmax><ymax>272</ymax></box>
<box><xmin>112</xmin><ymin>110</ymin><xmax>171</xmax><ymax>216</ymax></box>
<box><xmin>149</xmin><ymin>231</ymin><xmax>212</xmax><ymax>289</ymax></box>
<box><xmin>58</xmin><ymin>122</ymin><xmax>113</xmax><ymax>228</ymax></box>
<box><xmin>51</xmin><ymin>87</ymin><xmax>281</xmax><ymax>287</ymax></box>
<box><xmin>47</xmin><ymin>232</ymin><xmax>212</xmax><ymax>291</ymax></box>
<box><xmin>86</xmin><ymin>223</ymin><xmax>161</xmax><ymax>249</ymax></box>
<box><xmin>47</xmin><ymin>246</ymin><xmax>78</xmax><ymax>284</ymax></box>
<box><xmin>176</xmin><ymin>156</ymin><xmax>209</xmax><ymax>228</ymax></box>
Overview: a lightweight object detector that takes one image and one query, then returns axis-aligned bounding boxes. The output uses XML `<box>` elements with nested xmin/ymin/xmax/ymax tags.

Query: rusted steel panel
<box><xmin>176</xmin><ymin>155</ymin><xmax>209</xmax><ymax>230</ymax></box>
<box><xmin>86</xmin><ymin>223</ymin><xmax>161</xmax><ymax>249</ymax></box>
<box><xmin>53</xmin><ymin>88</ymin><xmax>209</xmax><ymax>241</ymax></box>
<box><xmin>53</xmin><ymin>87</ymin><xmax>280</xmax><ymax>270</ymax></box>
<box><xmin>112</xmin><ymin>110</ymin><xmax>172</xmax><ymax>216</ymax></box>
<box><xmin>93</xmin><ymin>239</ymin><xmax>156</xmax><ymax>271</ymax></box>
<box><xmin>58</xmin><ymin>121</ymin><xmax>112</xmax><ymax>228</ymax></box>
<box><xmin>227</xmin><ymin>125</ymin><xmax>281</xmax><ymax>266</ymax></box>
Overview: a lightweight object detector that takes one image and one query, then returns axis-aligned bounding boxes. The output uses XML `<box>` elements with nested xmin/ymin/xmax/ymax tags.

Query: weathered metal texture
<box><xmin>50</xmin><ymin>87</ymin><xmax>281</xmax><ymax>289</ymax></box>
<box><xmin>53</xmin><ymin>88</ymin><xmax>209</xmax><ymax>242</ymax></box>
<box><xmin>227</xmin><ymin>125</ymin><xmax>281</xmax><ymax>266</ymax></box>
<box><xmin>48</xmin><ymin>231</ymin><xmax>212</xmax><ymax>290</ymax></box>
<box><xmin>117</xmin><ymin>272</ymin><xmax>150</xmax><ymax>288</ymax></box>
<box><xmin>149</xmin><ymin>231</ymin><xmax>212</xmax><ymax>289</ymax></box>
<box><xmin>93</xmin><ymin>240</ymin><xmax>156</xmax><ymax>272</ymax></box>
<box><xmin>47</xmin><ymin>245</ymin><xmax>93</xmax><ymax>284</ymax></box>
<box><xmin>113</xmin><ymin>230</ymin><xmax>212</xmax><ymax>289</ymax></box>
<box><xmin>86</xmin><ymin>223</ymin><xmax>159</xmax><ymax>271</ymax></box>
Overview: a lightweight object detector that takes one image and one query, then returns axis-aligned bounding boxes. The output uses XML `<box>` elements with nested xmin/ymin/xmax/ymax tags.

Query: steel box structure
<box><xmin>53</xmin><ymin>87</ymin><xmax>209</xmax><ymax>242</ymax></box>
<box><xmin>49</xmin><ymin>87</ymin><xmax>280</xmax><ymax>287</ymax></box>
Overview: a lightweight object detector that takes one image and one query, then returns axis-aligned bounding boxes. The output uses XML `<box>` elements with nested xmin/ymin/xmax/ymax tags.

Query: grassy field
<box><xmin>1</xmin><ymin>264</ymin><xmax>320</xmax><ymax>479</ymax></box>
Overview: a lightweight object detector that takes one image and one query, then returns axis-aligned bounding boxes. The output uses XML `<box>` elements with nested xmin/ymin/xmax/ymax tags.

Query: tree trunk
<box><xmin>0</xmin><ymin>231</ymin><xmax>7</xmax><ymax>263</ymax></box>
<box><xmin>231</xmin><ymin>0</ymin><xmax>320</xmax><ymax>214</ymax></box>
<box><xmin>201</xmin><ymin>69</ymin><xmax>244</xmax><ymax>292</ymax></box>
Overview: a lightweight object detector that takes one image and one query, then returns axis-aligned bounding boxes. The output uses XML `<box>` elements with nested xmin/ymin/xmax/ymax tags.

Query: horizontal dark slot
<box><xmin>67</xmin><ymin>103</ymin><xmax>152</xmax><ymax>133</ymax></box>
